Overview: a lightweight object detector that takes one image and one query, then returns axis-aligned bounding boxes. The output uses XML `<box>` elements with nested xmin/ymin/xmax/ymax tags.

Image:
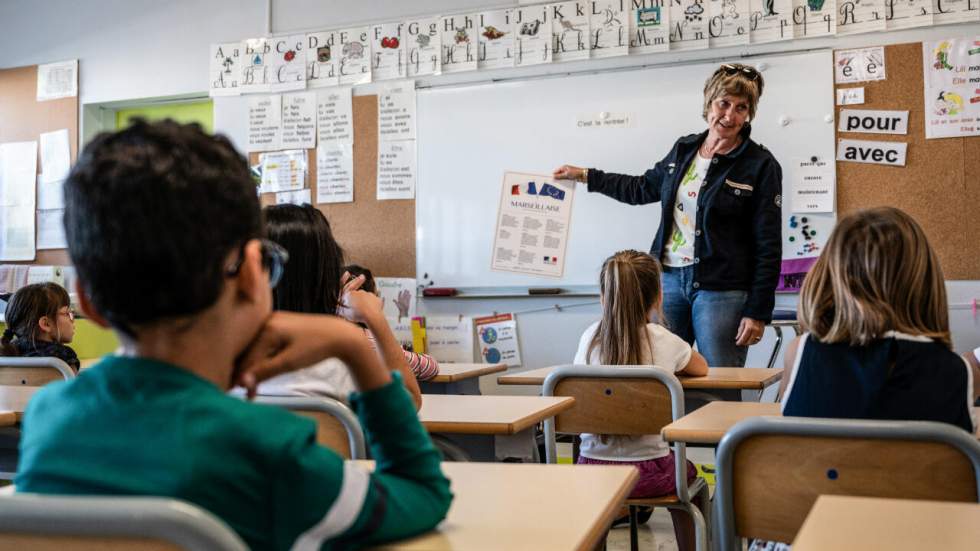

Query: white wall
<box><xmin>1</xmin><ymin>1</ymin><xmax>979</xmax><ymax>373</ymax></box>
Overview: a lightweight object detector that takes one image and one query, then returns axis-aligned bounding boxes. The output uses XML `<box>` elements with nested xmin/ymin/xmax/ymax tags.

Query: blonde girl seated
<box><xmin>780</xmin><ymin>206</ymin><xmax>976</xmax><ymax>433</ymax></box>
<box><xmin>574</xmin><ymin>250</ymin><xmax>708</xmax><ymax>551</ymax></box>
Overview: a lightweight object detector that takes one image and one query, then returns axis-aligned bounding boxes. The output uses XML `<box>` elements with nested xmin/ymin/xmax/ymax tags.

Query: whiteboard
<box><xmin>416</xmin><ymin>50</ymin><xmax>836</xmax><ymax>289</ymax></box>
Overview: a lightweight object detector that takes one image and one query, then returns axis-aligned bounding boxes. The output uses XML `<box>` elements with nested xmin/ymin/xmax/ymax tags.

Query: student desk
<box><xmin>0</xmin><ymin>412</ymin><xmax>15</xmax><ymax>428</ymax></box>
<box><xmin>792</xmin><ymin>495</ymin><xmax>980</xmax><ymax>551</ymax></box>
<box><xmin>419</xmin><ymin>363</ymin><xmax>506</xmax><ymax>395</ymax></box>
<box><xmin>661</xmin><ymin>402</ymin><xmax>980</xmax><ymax>444</ymax></box>
<box><xmin>0</xmin><ymin>386</ymin><xmax>36</xmax><ymax>423</ymax></box>
<box><xmin>368</xmin><ymin>461</ymin><xmax>638</xmax><ymax>551</ymax></box>
<box><xmin>418</xmin><ymin>394</ymin><xmax>575</xmax><ymax>461</ymax></box>
<box><xmin>498</xmin><ymin>366</ymin><xmax>783</xmax><ymax>402</ymax></box>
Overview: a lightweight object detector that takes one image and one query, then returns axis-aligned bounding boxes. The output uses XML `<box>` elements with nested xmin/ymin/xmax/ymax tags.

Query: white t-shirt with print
<box><xmin>256</xmin><ymin>357</ymin><xmax>355</xmax><ymax>402</ymax></box>
<box><xmin>573</xmin><ymin>321</ymin><xmax>693</xmax><ymax>461</ymax></box>
<box><xmin>663</xmin><ymin>154</ymin><xmax>712</xmax><ymax>267</ymax></box>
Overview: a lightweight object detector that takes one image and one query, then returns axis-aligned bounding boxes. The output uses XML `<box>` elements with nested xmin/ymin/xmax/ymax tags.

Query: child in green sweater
<box><xmin>14</xmin><ymin>119</ymin><xmax>452</xmax><ymax>550</ymax></box>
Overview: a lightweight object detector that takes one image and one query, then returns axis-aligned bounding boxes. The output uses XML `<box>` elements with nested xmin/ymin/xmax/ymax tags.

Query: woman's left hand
<box><xmin>735</xmin><ymin>317</ymin><xmax>766</xmax><ymax>347</ymax></box>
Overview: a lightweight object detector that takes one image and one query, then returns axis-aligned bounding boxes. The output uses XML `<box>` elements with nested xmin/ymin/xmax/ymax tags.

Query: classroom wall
<box><xmin>1</xmin><ymin>1</ymin><xmax>979</xmax><ymax>374</ymax></box>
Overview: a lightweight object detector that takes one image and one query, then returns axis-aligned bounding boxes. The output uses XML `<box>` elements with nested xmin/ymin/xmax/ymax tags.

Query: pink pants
<box><xmin>578</xmin><ymin>452</ymin><xmax>698</xmax><ymax>498</ymax></box>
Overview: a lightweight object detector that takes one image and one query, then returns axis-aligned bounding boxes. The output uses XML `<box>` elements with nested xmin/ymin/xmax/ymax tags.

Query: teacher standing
<box><xmin>554</xmin><ymin>63</ymin><xmax>782</xmax><ymax>368</ymax></box>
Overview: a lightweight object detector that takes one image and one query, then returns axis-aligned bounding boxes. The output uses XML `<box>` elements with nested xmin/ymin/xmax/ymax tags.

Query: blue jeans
<box><xmin>661</xmin><ymin>265</ymin><xmax>748</xmax><ymax>368</ymax></box>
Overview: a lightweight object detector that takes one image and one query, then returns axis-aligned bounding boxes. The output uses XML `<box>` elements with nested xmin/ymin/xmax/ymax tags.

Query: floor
<box><xmin>606</xmin><ymin>447</ymin><xmax>716</xmax><ymax>551</ymax></box>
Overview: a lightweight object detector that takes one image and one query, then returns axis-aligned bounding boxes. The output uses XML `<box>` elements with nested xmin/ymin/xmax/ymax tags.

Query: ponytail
<box><xmin>587</xmin><ymin>250</ymin><xmax>664</xmax><ymax>366</ymax></box>
<box><xmin>1</xmin><ymin>327</ymin><xmax>19</xmax><ymax>356</ymax></box>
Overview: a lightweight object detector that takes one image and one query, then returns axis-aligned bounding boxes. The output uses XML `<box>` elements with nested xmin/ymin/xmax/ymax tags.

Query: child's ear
<box><xmin>76</xmin><ymin>279</ymin><xmax>111</xmax><ymax>328</ymax></box>
<box><xmin>235</xmin><ymin>239</ymin><xmax>268</xmax><ymax>304</ymax></box>
<box><xmin>38</xmin><ymin>316</ymin><xmax>54</xmax><ymax>333</ymax></box>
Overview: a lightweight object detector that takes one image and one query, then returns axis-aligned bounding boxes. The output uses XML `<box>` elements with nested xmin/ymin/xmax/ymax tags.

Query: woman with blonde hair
<box><xmin>779</xmin><ymin>207</ymin><xmax>976</xmax><ymax>433</ymax></box>
<box><xmin>555</xmin><ymin>63</ymin><xmax>782</xmax><ymax>371</ymax></box>
<box><xmin>574</xmin><ymin>249</ymin><xmax>708</xmax><ymax>551</ymax></box>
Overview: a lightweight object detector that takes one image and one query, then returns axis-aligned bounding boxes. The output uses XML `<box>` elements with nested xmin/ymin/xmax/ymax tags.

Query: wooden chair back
<box><xmin>714</xmin><ymin>417</ymin><xmax>980</xmax><ymax>548</ymax></box>
<box><xmin>0</xmin><ymin>357</ymin><xmax>75</xmax><ymax>386</ymax></box>
<box><xmin>551</xmin><ymin>375</ymin><xmax>674</xmax><ymax>435</ymax></box>
<box><xmin>253</xmin><ymin>396</ymin><xmax>367</xmax><ymax>459</ymax></box>
<box><xmin>0</xmin><ymin>494</ymin><xmax>247</xmax><ymax>551</ymax></box>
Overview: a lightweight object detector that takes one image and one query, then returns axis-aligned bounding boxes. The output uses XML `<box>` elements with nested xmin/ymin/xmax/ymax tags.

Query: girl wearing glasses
<box><xmin>1</xmin><ymin>282</ymin><xmax>80</xmax><ymax>372</ymax></box>
<box><xmin>554</xmin><ymin>63</ymin><xmax>782</xmax><ymax>372</ymax></box>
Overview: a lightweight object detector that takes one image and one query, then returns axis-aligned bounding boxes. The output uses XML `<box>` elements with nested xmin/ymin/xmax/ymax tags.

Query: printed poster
<box><xmin>427</xmin><ymin>316</ymin><xmax>476</xmax><ymax>363</ymax></box>
<box><xmin>479</xmin><ymin>9</ymin><xmax>515</xmax><ymax>69</ymax></box>
<box><xmin>317</xmin><ymin>88</ymin><xmax>353</xmax><ymax>144</ymax></box>
<box><xmin>630</xmin><ymin>0</ymin><xmax>671</xmax><ymax>54</ymax></box>
<box><xmin>405</xmin><ymin>17</ymin><xmax>442</xmax><ymax>77</ymax></box>
<box><xmin>441</xmin><ymin>14</ymin><xmax>478</xmax><ymax>73</ymax></box>
<box><xmin>791</xmin><ymin>157</ymin><xmax>835</xmax><ymax>213</ymax></box>
<box><xmin>281</xmin><ymin>92</ymin><xmax>317</xmax><ymax>150</ymax></box>
<box><xmin>514</xmin><ymin>5</ymin><xmax>553</xmax><ymax>67</ymax></box>
<box><xmin>37</xmin><ymin>209</ymin><xmax>67</xmax><ymax>250</ymax></box>
<box><xmin>306</xmin><ymin>31</ymin><xmax>339</xmax><ymax>88</ymax></box>
<box><xmin>378</xmin><ymin>85</ymin><xmax>417</xmax><ymax>141</ymax></box>
<box><xmin>376</xmin><ymin>277</ymin><xmax>417</xmax><ymax>322</ymax></box>
<box><xmin>0</xmin><ymin>141</ymin><xmax>38</xmax><ymax>261</ymax></box>
<box><xmin>337</xmin><ymin>27</ymin><xmax>372</xmax><ymax>86</ymax></box>
<box><xmin>36</xmin><ymin>60</ymin><xmax>77</xmax><ymax>101</ymax></box>
<box><xmin>709</xmin><ymin>0</ymin><xmax>751</xmax><ymax>48</ymax></box>
<box><xmin>670</xmin><ymin>0</ymin><xmax>710</xmax><ymax>50</ymax></box>
<box><xmin>923</xmin><ymin>37</ymin><xmax>980</xmax><ymax>139</ymax></box>
<box><xmin>275</xmin><ymin>189</ymin><xmax>312</xmax><ymax>206</ymax></box>
<box><xmin>492</xmin><ymin>172</ymin><xmax>575</xmax><ymax>279</ymax></box>
<box><xmin>377</xmin><ymin>141</ymin><xmax>417</xmax><ymax>200</ymax></box>
<box><xmin>750</xmin><ymin>0</ymin><xmax>795</xmax><ymax>42</ymax></box>
<box><xmin>474</xmin><ymin>313</ymin><xmax>522</xmax><ymax>367</ymax></box>
<box><xmin>792</xmin><ymin>0</ymin><xmax>837</xmax><ymax>38</ymax></box>
<box><xmin>267</xmin><ymin>35</ymin><xmax>306</xmax><ymax>92</ymax></box>
<box><xmin>933</xmin><ymin>0</ymin><xmax>979</xmax><ymax>25</ymax></box>
<box><xmin>209</xmin><ymin>43</ymin><xmax>242</xmax><ymax>96</ymax></box>
<box><xmin>590</xmin><ymin>0</ymin><xmax>629</xmax><ymax>58</ymax></box>
<box><xmin>259</xmin><ymin>150</ymin><xmax>307</xmax><ymax>192</ymax></box>
<box><xmin>552</xmin><ymin>1</ymin><xmax>591</xmax><ymax>62</ymax></box>
<box><xmin>316</xmin><ymin>143</ymin><xmax>354</xmax><ymax>203</ymax></box>
<box><xmin>835</xmin><ymin>0</ymin><xmax>886</xmax><ymax>36</ymax></box>
<box><xmin>885</xmin><ymin>0</ymin><xmax>932</xmax><ymax>30</ymax></box>
<box><xmin>241</xmin><ymin>38</ymin><xmax>272</xmax><ymax>93</ymax></box>
<box><xmin>372</xmin><ymin>22</ymin><xmax>406</xmax><ymax>81</ymax></box>
<box><xmin>247</xmin><ymin>95</ymin><xmax>282</xmax><ymax>152</ymax></box>
<box><xmin>834</xmin><ymin>46</ymin><xmax>886</xmax><ymax>83</ymax></box>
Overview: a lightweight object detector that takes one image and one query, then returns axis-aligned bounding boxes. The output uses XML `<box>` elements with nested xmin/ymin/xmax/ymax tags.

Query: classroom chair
<box><xmin>0</xmin><ymin>357</ymin><xmax>75</xmax><ymax>386</ymax></box>
<box><xmin>252</xmin><ymin>395</ymin><xmax>367</xmax><ymax>459</ymax></box>
<box><xmin>713</xmin><ymin>416</ymin><xmax>980</xmax><ymax>551</ymax></box>
<box><xmin>764</xmin><ymin>309</ymin><xmax>801</xmax><ymax>370</ymax></box>
<box><xmin>0</xmin><ymin>493</ymin><xmax>247</xmax><ymax>550</ymax></box>
<box><xmin>542</xmin><ymin>365</ymin><xmax>709</xmax><ymax>551</ymax></box>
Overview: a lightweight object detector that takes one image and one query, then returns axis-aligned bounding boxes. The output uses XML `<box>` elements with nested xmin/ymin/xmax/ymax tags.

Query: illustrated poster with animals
<box><xmin>337</xmin><ymin>27</ymin><xmax>372</xmax><ymax>86</ymax></box>
<box><xmin>749</xmin><ymin>0</ymin><xmax>795</xmax><ymax>42</ymax></box>
<box><xmin>708</xmin><ymin>0</ymin><xmax>750</xmax><ymax>48</ymax></box>
<box><xmin>405</xmin><ymin>16</ymin><xmax>442</xmax><ymax>77</ymax></box>
<box><xmin>267</xmin><ymin>35</ymin><xmax>307</xmax><ymax>92</ymax></box>
<box><xmin>241</xmin><ymin>38</ymin><xmax>272</xmax><ymax>93</ymax></box>
<box><xmin>492</xmin><ymin>172</ymin><xmax>575</xmax><ymax>279</ymax></box>
<box><xmin>514</xmin><ymin>5</ymin><xmax>552</xmax><ymax>67</ymax></box>
<box><xmin>372</xmin><ymin>22</ymin><xmax>406</xmax><ymax>81</ymax></box>
<box><xmin>923</xmin><ymin>36</ymin><xmax>980</xmax><ymax>139</ymax></box>
<box><xmin>479</xmin><ymin>9</ymin><xmax>515</xmax><ymax>69</ymax></box>
<box><xmin>209</xmin><ymin>42</ymin><xmax>241</xmax><ymax>96</ymax></box>
<box><xmin>629</xmin><ymin>0</ymin><xmax>671</xmax><ymax>55</ymax></box>
<box><xmin>883</xmin><ymin>0</ymin><xmax>931</xmax><ymax>30</ymax></box>
<box><xmin>441</xmin><ymin>14</ymin><xmax>478</xmax><ymax>73</ymax></box>
<box><xmin>551</xmin><ymin>1</ymin><xmax>591</xmax><ymax>62</ymax></box>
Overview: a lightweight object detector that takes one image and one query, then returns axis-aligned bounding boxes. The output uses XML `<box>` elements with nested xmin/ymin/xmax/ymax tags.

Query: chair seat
<box><xmin>770</xmin><ymin>309</ymin><xmax>798</xmax><ymax>322</ymax></box>
<box><xmin>624</xmin><ymin>477</ymin><xmax>707</xmax><ymax>507</ymax></box>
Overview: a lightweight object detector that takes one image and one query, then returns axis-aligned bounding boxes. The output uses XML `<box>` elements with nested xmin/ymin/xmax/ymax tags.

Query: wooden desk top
<box><xmin>370</xmin><ymin>461</ymin><xmax>638</xmax><ymax>551</ymax></box>
<box><xmin>0</xmin><ymin>410</ymin><xmax>16</xmax><ymax>427</ymax></box>
<box><xmin>661</xmin><ymin>401</ymin><xmax>780</xmax><ymax>444</ymax></box>
<box><xmin>0</xmin><ymin>385</ymin><xmax>39</xmax><ymax>422</ymax></box>
<box><xmin>663</xmin><ymin>403</ymin><xmax>980</xmax><ymax>444</ymax></box>
<box><xmin>418</xmin><ymin>394</ymin><xmax>575</xmax><ymax>435</ymax></box>
<box><xmin>497</xmin><ymin>366</ymin><xmax>783</xmax><ymax>390</ymax></box>
<box><xmin>428</xmin><ymin>363</ymin><xmax>506</xmax><ymax>383</ymax></box>
<box><xmin>793</xmin><ymin>495</ymin><xmax>980</xmax><ymax>551</ymax></box>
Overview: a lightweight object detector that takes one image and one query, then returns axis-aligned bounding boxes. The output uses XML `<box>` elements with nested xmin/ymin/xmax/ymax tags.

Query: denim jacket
<box><xmin>586</xmin><ymin>125</ymin><xmax>782</xmax><ymax>322</ymax></box>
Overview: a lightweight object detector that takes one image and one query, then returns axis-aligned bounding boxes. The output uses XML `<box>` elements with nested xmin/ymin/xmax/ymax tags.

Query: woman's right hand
<box><xmin>553</xmin><ymin>164</ymin><xmax>587</xmax><ymax>182</ymax></box>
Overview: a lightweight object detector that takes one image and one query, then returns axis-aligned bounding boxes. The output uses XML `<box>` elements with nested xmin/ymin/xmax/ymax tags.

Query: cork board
<box><xmin>253</xmin><ymin>95</ymin><xmax>415</xmax><ymax>277</ymax></box>
<box><xmin>835</xmin><ymin>42</ymin><xmax>980</xmax><ymax>280</ymax></box>
<box><xmin>0</xmin><ymin>64</ymin><xmax>78</xmax><ymax>266</ymax></box>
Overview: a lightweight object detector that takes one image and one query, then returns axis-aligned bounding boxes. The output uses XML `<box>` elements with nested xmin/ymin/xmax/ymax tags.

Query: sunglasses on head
<box><xmin>225</xmin><ymin>239</ymin><xmax>290</xmax><ymax>289</ymax></box>
<box><xmin>718</xmin><ymin>63</ymin><xmax>761</xmax><ymax>81</ymax></box>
